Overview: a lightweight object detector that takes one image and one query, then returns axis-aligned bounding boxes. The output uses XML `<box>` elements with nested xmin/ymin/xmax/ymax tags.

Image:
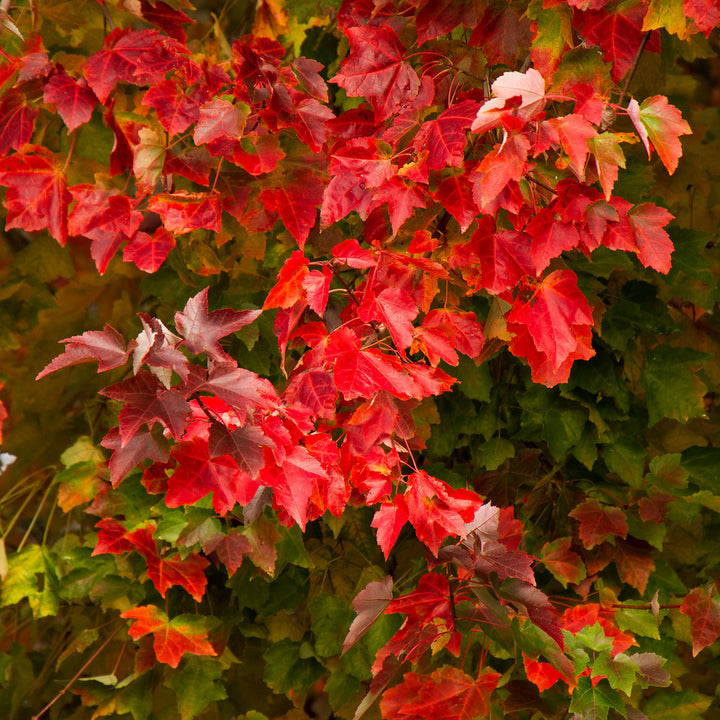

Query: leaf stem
<box><xmin>617</xmin><ymin>31</ymin><xmax>652</xmax><ymax>110</ymax></box>
<box><xmin>32</xmin><ymin>622</ymin><xmax>123</xmax><ymax>720</ymax></box>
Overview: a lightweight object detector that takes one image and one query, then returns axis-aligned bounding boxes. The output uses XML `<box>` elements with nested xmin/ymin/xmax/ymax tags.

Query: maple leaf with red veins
<box><xmin>166</xmin><ymin>436</ymin><xmax>260</xmax><ymax>514</ymax></box>
<box><xmin>292</xmin><ymin>97</ymin><xmax>334</xmax><ymax>152</ymax></box>
<box><xmin>263</xmin><ymin>251</ymin><xmax>310</xmax><ymax>309</ymax></box>
<box><xmin>416</xmin><ymin>0</ymin><xmax>478</xmax><ymax>44</ymax></box>
<box><xmin>101</xmin><ymin>426</ymin><xmax>169</xmax><ymax>487</ymax></box>
<box><xmin>0</xmin><ymin>91</ymin><xmax>37</xmax><ymax>158</ymax></box>
<box><xmin>43</xmin><ymin>69</ymin><xmax>98</xmax><ymax>132</ymax></box>
<box><xmin>208</xmin><ymin>422</ymin><xmax>272</xmax><ymax>478</ymax></box>
<box><xmin>36</xmin><ymin>325</ymin><xmax>130</xmax><ymax>379</ymax></box>
<box><xmin>627</xmin><ymin>96</ymin><xmax>691</xmax><ymax>175</ymax></box>
<box><xmin>127</xmin><ymin>525</ymin><xmax>209</xmax><ymax>601</ymax></box>
<box><xmin>101</xmin><ymin>370</ymin><xmax>190</xmax><ymax>445</ymax></box>
<box><xmin>174</xmin><ymin>287</ymin><xmax>261</xmax><ymax>362</ymax></box>
<box><xmin>284</xmin><ymin>369</ymin><xmax>337</xmax><ymax>420</ymax></box>
<box><xmin>473</xmin><ymin>133</ymin><xmax>531</xmax><ymax>210</ymax></box>
<box><xmin>413</xmin><ymin>100</ymin><xmax>480</xmax><ymax>171</ymax></box>
<box><xmin>0</xmin><ymin>145</ymin><xmax>70</xmax><ymax>244</ymax></box>
<box><xmin>432</xmin><ymin>172</ymin><xmax>479</xmax><ymax>233</ymax></box>
<box><xmin>526</xmin><ymin>209</ymin><xmax>580</xmax><ymax>274</ymax></box>
<box><xmin>626</xmin><ymin>203</ymin><xmax>674</xmax><ymax>273</ymax></box>
<box><xmin>680</xmin><ymin>587</ymin><xmax>720</xmax><ymax>656</ymax></box>
<box><xmin>93</xmin><ymin>518</ymin><xmax>134</xmax><ymax>555</ymax></box>
<box><xmin>148</xmin><ymin>192</ymin><xmax>222</xmax><ymax>235</ymax></box>
<box><xmin>142</xmin><ymin>80</ymin><xmax>201</xmax><ymax>135</ymax></box>
<box><xmin>372</xmin><ymin>496</ymin><xmax>410</xmax><ymax>559</ymax></box>
<box><xmin>381</xmin><ymin>666</ymin><xmax>500</xmax><ymax>720</ymax></box>
<box><xmin>193</xmin><ymin>99</ymin><xmax>244</xmax><ymax>145</ymax></box>
<box><xmin>684</xmin><ymin>0</ymin><xmax>720</xmax><ymax>35</ymax></box>
<box><xmin>260</xmin><ymin>445</ymin><xmax>328</xmax><ymax>530</ymax></box>
<box><xmin>358</xmin><ymin>287</ymin><xmax>419</xmax><ymax>352</ymax></box>
<box><xmin>507</xmin><ymin>270</ymin><xmax>594</xmax><ymax>372</ymax></box>
<box><xmin>260</xmin><ymin>169</ymin><xmax>324</xmax><ymax>249</ymax></box>
<box><xmin>84</xmin><ymin>29</ymin><xmax>186</xmax><ymax>103</ymax></box>
<box><xmin>140</xmin><ymin>0</ymin><xmax>192</xmax><ymax>42</ymax></box>
<box><xmin>403</xmin><ymin>471</ymin><xmax>480</xmax><ymax>556</ymax></box>
<box><xmin>342</xmin><ymin>575</ymin><xmax>393</xmax><ymax>655</ymax></box>
<box><xmin>203</xmin><ymin>529</ymin><xmax>252</xmax><ymax>576</ymax></box>
<box><xmin>123</xmin><ymin>227</ymin><xmax>176</xmax><ymax>273</ymax></box>
<box><xmin>121</xmin><ymin>605</ymin><xmax>216</xmax><ymax>668</ymax></box>
<box><xmin>331</xmin><ymin>25</ymin><xmax>420</xmax><ymax>121</ymax></box>
<box><xmin>470</xmin><ymin>3</ymin><xmax>533</xmax><ymax>66</ymax></box>
<box><xmin>387</xmin><ymin>573</ymin><xmax>454</xmax><ymax>621</ymax></box>
<box><xmin>569</xmin><ymin>499</ymin><xmax>628</xmax><ymax>549</ymax></box>
<box><xmin>549</xmin><ymin>113</ymin><xmax>597</xmax><ymax>177</ymax></box>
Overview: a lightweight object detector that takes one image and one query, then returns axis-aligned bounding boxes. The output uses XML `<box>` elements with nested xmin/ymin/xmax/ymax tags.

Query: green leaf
<box><xmin>1</xmin><ymin>545</ymin><xmax>59</xmax><ymax>617</ymax></box>
<box><xmin>309</xmin><ymin>593</ymin><xmax>355</xmax><ymax>657</ymax></box>
<box><xmin>451</xmin><ymin>355</ymin><xmax>492</xmax><ymax>401</ymax></box>
<box><xmin>262</xmin><ymin>639</ymin><xmax>324</xmax><ymax>694</ymax></box>
<box><xmin>592</xmin><ymin>652</ymin><xmax>638</xmax><ymax>695</ymax></box>
<box><xmin>166</xmin><ymin>658</ymin><xmax>228</xmax><ymax>720</ymax></box>
<box><xmin>641</xmin><ymin>689</ymin><xmax>712</xmax><ymax>719</ymax></box>
<box><xmin>569</xmin><ymin>676</ymin><xmax>626</xmax><ymax>720</ymax></box>
<box><xmin>604</xmin><ymin>438</ymin><xmax>646</xmax><ymax>489</ymax></box>
<box><xmin>616</xmin><ymin>608</ymin><xmax>660</xmax><ymax>639</ymax></box>
<box><xmin>642</xmin><ymin>346</ymin><xmax>708</xmax><ymax>426</ymax></box>
<box><xmin>475</xmin><ymin>437</ymin><xmax>515</xmax><ymax>471</ymax></box>
<box><xmin>544</xmin><ymin>405</ymin><xmax>587</xmax><ymax>459</ymax></box>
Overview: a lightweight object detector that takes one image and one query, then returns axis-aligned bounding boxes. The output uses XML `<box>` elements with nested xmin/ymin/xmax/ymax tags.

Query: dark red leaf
<box><xmin>43</xmin><ymin>69</ymin><xmax>97</xmax><ymax>132</ymax></box>
<box><xmin>569</xmin><ymin>499</ymin><xmax>628</xmax><ymax>549</ymax></box>
<box><xmin>175</xmin><ymin>287</ymin><xmax>261</xmax><ymax>362</ymax></box>
<box><xmin>680</xmin><ymin>587</ymin><xmax>720</xmax><ymax>656</ymax></box>
<box><xmin>342</xmin><ymin>575</ymin><xmax>393</xmax><ymax>654</ymax></box>
<box><xmin>0</xmin><ymin>90</ymin><xmax>37</xmax><ymax>156</ymax></box>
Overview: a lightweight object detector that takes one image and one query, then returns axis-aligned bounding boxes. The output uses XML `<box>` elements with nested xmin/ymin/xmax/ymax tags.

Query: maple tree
<box><xmin>1</xmin><ymin>0</ymin><xmax>720</xmax><ymax>719</ymax></box>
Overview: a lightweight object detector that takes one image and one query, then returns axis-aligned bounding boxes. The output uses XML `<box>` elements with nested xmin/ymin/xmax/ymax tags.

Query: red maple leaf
<box><xmin>403</xmin><ymin>471</ymin><xmax>479</xmax><ymax>556</ymax></box>
<box><xmin>36</xmin><ymin>325</ymin><xmax>130</xmax><ymax>379</ymax></box>
<box><xmin>147</xmin><ymin>192</ymin><xmax>222</xmax><ymax>234</ymax></box>
<box><xmin>0</xmin><ymin>145</ymin><xmax>70</xmax><ymax>244</ymax></box>
<box><xmin>627</xmin><ymin>203</ymin><xmax>674</xmax><ymax>274</ymax></box>
<box><xmin>202</xmin><ymin>529</ymin><xmax>252</xmax><ymax>577</ymax></box>
<box><xmin>0</xmin><ymin>90</ymin><xmax>37</xmax><ymax>157</ymax></box>
<box><xmin>680</xmin><ymin>587</ymin><xmax>720</xmax><ymax>656</ymax></box>
<box><xmin>101</xmin><ymin>426</ymin><xmax>169</xmax><ymax>487</ymax></box>
<box><xmin>684</xmin><ymin>0</ymin><xmax>720</xmax><ymax>35</ymax></box>
<box><xmin>416</xmin><ymin>0</ymin><xmax>478</xmax><ymax>44</ymax></box>
<box><xmin>174</xmin><ymin>287</ymin><xmax>261</xmax><ymax>362</ymax></box>
<box><xmin>121</xmin><ymin>605</ymin><xmax>216</xmax><ymax>668</ymax></box>
<box><xmin>523</xmin><ymin>655</ymin><xmax>566</xmax><ymax>692</ymax></box>
<box><xmin>166</xmin><ymin>436</ymin><xmax>260</xmax><ymax>515</ymax></box>
<box><xmin>84</xmin><ymin>28</ymin><xmax>185</xmax><ymax>103</ymax></box>
<box><xmin>380</xmin><ymin>666</ymin><xmax>500</xmax><ymax>720</ymax></box>
<box><xmin>260</xmin><ymin>169</ymin><xmax>324</xmax><ymax>249</ymax></box>
<box><xmin>43</xmin><ymin>69</ymin><xmax>98</xmax><ymax>132</ymax></box>
<box><xmin>569</xmin><ymin>499</ymin><xmax>628</xmax><ymax>549</ymax></box>
<box><xmin>123</xmin><ymin>227</ymin><xmax>176</xmax><ymax>273</ymax></box>
<box><xmin>126</xmin><ymin>525</ymin><xmax>209</xmax><ymax>601</ymax></box>
<box><xmin>193</xmin><ymin>98</ymin><xmax>244</xmax><ymax>145</ymax></box>
<box><xmin>540</xmin><ymin>537</ymin><xmax>586</xmax><ymax>588</ymax></box>
<box><xmin>413</xmin><ymin>100</ymin><xmax>480</xmax><ymax>170</ymax></box>
<box><xmin>142</xmin><ymin>79</ymin><xmax>201</xmax><ymax>135</ymax></box>
<box><xmin>613</xmin><ymin>537</ymin><xmax>654</xmax><ymax>595</ymax></box>
<box><xmin>331</xmin><ymin>25</ymin><xmax>420</xmax><ymax>120</ymax></box>
<box><xmin>101</xmin><ymin>370</ymin><xmax>190</xmax><ymax>445</ymax></box>
<box><xmin>507</xmin><ymin>270</ymin><xmax>594</xmax><ymax>372</ymax></box>
<box><xmin>432</xmin><ymin>172</ymin><xmax>479</xmax><ymax>233</ymax></box>
<box><xmin>573</xmin><ymin>4</ymin><xmax>659</xmax><ymax>83</ymax></box>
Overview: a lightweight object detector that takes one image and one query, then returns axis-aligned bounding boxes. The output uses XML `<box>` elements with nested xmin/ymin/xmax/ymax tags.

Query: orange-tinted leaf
<box><xmin>523</xmin><ymin>655</ymin><xmax>565</xmax><ymax>691</ymax></box>
<box><xmin>381</xmin><ymin>666</ymin><xmax>500</xmax><ymax>720</ymax></box>
<box><xmin>121</xmin><ymin>605</ymin><xmax>216</xmax><ymax>668</ymax></box>
<box><xmin>613</xmin><ymin>538</ymin><xmax>654</xmax><ymax>595</ymax></box>
<box><xmin>627</xmin><ymin>95</ymin><xmax>691</xmax><ymax>175</ymax></box>
<box><xmin>540</xmin><ymin>537</ymin><xmax>586</xmax><ymax>588</ymax></box>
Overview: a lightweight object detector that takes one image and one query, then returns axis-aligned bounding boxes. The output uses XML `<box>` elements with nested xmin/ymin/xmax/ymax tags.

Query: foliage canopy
<box><xmin>1</xmin><ymin>0</ymin><xmax>720</xmax><ymax>719</ymax></box>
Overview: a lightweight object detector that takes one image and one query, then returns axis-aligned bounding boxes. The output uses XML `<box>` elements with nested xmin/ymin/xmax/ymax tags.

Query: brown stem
<box><xmin>617</xmin><ymin>31</ymin><xmax>652</xmax><ymax>109</ymax></box>
<box><xmin>32</xmin><ymin>623</ymin><xmax>123</xmax><ymax>720</ymax></box>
